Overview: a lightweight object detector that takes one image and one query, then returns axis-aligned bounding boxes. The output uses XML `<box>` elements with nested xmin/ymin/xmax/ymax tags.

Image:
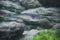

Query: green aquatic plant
<box><xmin>32</xmin><ymin>29</ymin><xmax>60</xmax><ymax>40</ymax></box>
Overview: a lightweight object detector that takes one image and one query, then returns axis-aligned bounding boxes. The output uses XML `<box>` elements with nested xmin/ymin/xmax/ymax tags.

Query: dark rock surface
<box><xmin>0</xmin><ymin>11</ymin><xmax>7</xmax><ymax>22</ymax></box>
<box><xmin>0</xmin><ymin>1</ymin><xmax>25</xmax><ymax>14</ymax></box>
<box><xmin>20</xmin><ymin>29</ymin><xmax>39</xmax><ymax>40</ymax></box>
<box><xmin>0</xmin><ymin>22</ymin><xmax>25</xmax><ymax>40</ymax></box>
<box><xmin>23</xmin><ymin>18</ymin><xmax>53</xmax><ymax>29</ymax></box>
<box><xmin>52</xmin><ymin>24</ymin><xmax>60</xmax><ymax>37</ymax></box>
<box><xmin>52</xmin><ymin>24</ymin><xmax>60</xmax><ymax>30</ymax></box>
<box><xmin>0</xmin><ymin>10</ymin><xmax>7</xmax><ymax>17</ymax></box>
<box><xmin>19</xmin><ymin>0</ymin><xmax>41</xmax><ymax>9</ymax></box>
<box><xmin>38</xmin><ymin>0</ymin><xmax>60</xmax><ymax>7</ymax></box>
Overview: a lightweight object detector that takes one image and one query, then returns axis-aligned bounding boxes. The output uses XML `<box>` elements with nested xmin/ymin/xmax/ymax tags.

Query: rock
<box><xmin>0</xmin><ymin>1</ymin><xmax>25</xmax><ymax>14</ymax></box>
<box><xmin>1</xmin><ymin>10</ymin><xmax>16</xmax><ymax>16</ymax></box>
<box><xmin>0</xmin><ymin>22</ymin><xmax>25</xmax><ymax>40</ymax></box>
<box><xmin>37</xmin><ymin>18</ymin><xmax>53</xmax><ymax>29</ymax></box>
<box><xmin>21</xmin><ymin>7</ymin><xmax>60</xmax><ymax>14</ymax></box>
<box><xmin>44</xmin><ymin>8</ymin><xmax>60</xmax><ymax>22</ymax></box>
<box><xmin>0</xmin><ymin>10</ymin><xmax>7</xmax><ymax>17</ymax></box>
<box><xmin>20</xmin><ymin>29</ymin><xmax>39</xmax><ymax>40</ymax></box>
<box><xmin>15</xmin><ymin>12</ymin><xmax>54</xmax><ymax>29</ymax></box>
<box><xmin>0</xmin><ymin>10</ymin><xmax>24</xmax><ymax>22</ymax></box>
<box><xmin>21</xmin><ymin>7</ymin><xmax>60</xmax><ymax>23</ymax></box>
<box><xmin>21</xmin><ymin>8</ymin><xmax>38</xmax><ymax>14</ymax></box>
<box><xmin>19</xmin><ymin>0</ymin><xmax>41</xmax><ymax>9</ymax></box>
<box><xmin>38</xmin><ymin>0</ymin><xmax>60</xmax><ymax>7</ymax></box>
<box><xmin>24</xmin><ymin>25</ymin><xmax>33</xmax><ymax>31</ymax></box>
<box><xmin>0</xmin><ymin>10</ymin><xmax>16</xmax><ymax>22</ymax></box>
<box><xmin>23</xmin><ymin>18</ymin><xmax>53</xmax><ymax>29</ymax></box>
<box><xmin>0</xmin><ymin>17</ymin><xmax>5</xmax><ymax>22</ymax></box>
<box><xmin>52</xmin><ymin>24</ymin><xmax>60</xmax><ymax>37</ymax></box>
<box><xmin>46</xmin><ymin>16</ymin><xmax>60</xmax><ymax>23</ymax></box>
<box><xmin>0</xmin><ymin>10</ymin><xmax>7</xmax><ymax>22</ymax></box>
<box><xmin>4</xmin><ymin>17</ymin><xmax>24</xmax><ymax>23</ymax></box>
<box><xmin>52</xmin><ymin>24</ymin><xmax>60</xmax><ymax>30</ymax></box>
<box><xmin>12</xmin><ymin>13</ymin><xmax>43</xmax><ymax>30</ymax></box>
<box><xmin>7</xmin><ymin>0</ymin><xmax>19</xmax><ymax>2</ymax></box>
<box><xmin>16</xmin><ymin>13</ymin><xmax>53</xmax><ymax>29</ymax></box>
<box><xmin>21</xmin><ymin>7</ymin><xmax>55</xmax><ymax>15</ymax></box>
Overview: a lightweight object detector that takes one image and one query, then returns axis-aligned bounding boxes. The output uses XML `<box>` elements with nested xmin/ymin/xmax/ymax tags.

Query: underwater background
<box><xmin>0</xmin><ymin>0</ymin><xmax>60</xmax><ymax>40</ymax></box>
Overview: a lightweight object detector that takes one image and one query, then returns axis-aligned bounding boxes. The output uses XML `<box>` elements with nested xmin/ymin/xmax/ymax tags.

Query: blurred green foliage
<box><xmin>32</xmin><ymin>29</ymin><xmax>60</xmax><ymax>40</ymax></box>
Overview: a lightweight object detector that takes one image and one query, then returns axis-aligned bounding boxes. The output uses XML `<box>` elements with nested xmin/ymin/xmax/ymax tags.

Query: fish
<box><xmin>20</xmin><ymin>13</ymin><xmax>41</xmax><ymax>19</ymax></box>
<box><xmin>16</xmin><ymin>13</ymin><xmax>41</xmax><ymax>21</ymax></box>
